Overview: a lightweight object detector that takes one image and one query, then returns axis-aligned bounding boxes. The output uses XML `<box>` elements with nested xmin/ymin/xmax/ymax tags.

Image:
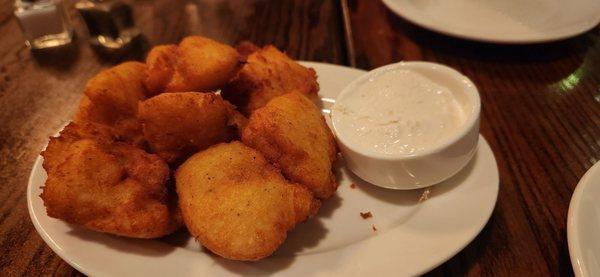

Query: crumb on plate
<box><xmin>360</xmin><ymin>211</ymin><xmax>372</xmax><ymax>219</ymax></box>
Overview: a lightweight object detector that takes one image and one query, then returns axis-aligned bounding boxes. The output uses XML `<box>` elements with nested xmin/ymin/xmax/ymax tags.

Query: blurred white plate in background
<box><xmin>569</xmin><ymin>161</ymin><xmax>600</xmax><ymax>277</ymax></box>
<box><xmin>382</xmin><ymin>0</ymin><xmax>600</xmax><ymax>43</ymax></box>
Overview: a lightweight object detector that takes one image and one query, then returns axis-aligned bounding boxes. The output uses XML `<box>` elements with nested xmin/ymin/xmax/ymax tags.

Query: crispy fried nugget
<box><xmin>138</xmin><ymin>92</ymin><xmax>237</xmax><ymax>164</ymax></box>
<box><xmin>222</xmin><ymin>45</ymin><xmax>319</xmax><ymax>115</ymax></box>
<box><xmin>41</xmin><ymin>122</ymin><xmax>182</xmax><ymax>238</ymax></box>
<box><xmin>242</xmin><ymin>92</ymin><xmax>337</xmax><ymax>199</ymax></box>
<box><xmin>235</xmin><ymin>41</ymin><xmax>260</xmax><ymax>59</ymax></box>
<box><xmin>74</xmin><ymin>61</ymin><xmax>148</xmax><ymax>146</ymax></box>
<box><xmin>176</xmin><ymin>141</ymin><xmax>320</xmax><ymax>261</ymax></box>
<box><xmin>144</xmin><ymin>36</ymin><xmax>242</xmax><ymax>95</ymax></box>
<box><xmin>144</xmin><ymin>45</ymin><xmax>177</xmax><ymax>96</ymax></box>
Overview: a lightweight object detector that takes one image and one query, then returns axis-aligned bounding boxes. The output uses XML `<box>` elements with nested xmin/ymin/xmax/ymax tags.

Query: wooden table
<box><xmin>1</xmin><ymin>0</ymin><xmax>598</xmax><ymax>275</ymax></box>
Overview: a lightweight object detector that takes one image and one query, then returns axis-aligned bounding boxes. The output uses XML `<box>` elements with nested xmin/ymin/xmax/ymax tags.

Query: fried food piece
<box><xmin>74</xmin><ymin>61</ymin><xmax>148</xmax><ymax>146</ymax></box>
<box><xmin>226</xmin><ymin>106</ymin><xmax>248</xmax><ymax>138</ymax></box>
<box><xmin>176</xmin><ymin>141</ymin><xmax>320</xmax><ymax>261</ymax></box>
<box><xmin>222</xmin><ymin>45</ymin><xmax>319</xmax><ymax>115</ymax></box>
<box><xmin>144</xmin><ymin>36</ymin><xmax>242</xmax><ymax>95</ymax></box>
<box><xmin>138</xmin><ymin>92</ymin><xmax>236</xmax><ymax>164</ymax></box>
<box><xmin>144</xmin><ymin>45</ymin><xmax>177</xmax><ymax>96</ymax></box>
<box><xmin>235</xmin><ymin>41</ymin><xmax>260</xmax><ymax>59</ymax></box>
<box><xmin>41</xmin><ymin>122</ymin><xmax>182</xmax><ymax>238</ymax></box>
<box><xmin>242</xmin><ymin>92</ymin><xmax>337</xmax><ymax>199</ymax></box>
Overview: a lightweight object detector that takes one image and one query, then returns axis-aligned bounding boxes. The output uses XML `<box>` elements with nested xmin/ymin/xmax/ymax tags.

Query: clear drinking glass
<box><xmin>75</xmin><ymin>0</ymin><xmax>140</xmax><ymax>50</ymax></box>
<box><xmin>14</xmin><ymin>0</ymin><xmax>74</xmax><ymax>49</ymax></box>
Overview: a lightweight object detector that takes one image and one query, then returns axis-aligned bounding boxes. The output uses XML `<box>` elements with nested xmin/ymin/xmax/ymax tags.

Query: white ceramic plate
<box><xmin>28</xmin><ymin>62</ymin><xmax>499</xmax><ymax>276</ymax></box>
<box><xmin>568</xmin><ymin>161</ymin><xmax>600</xmax><ymax>277</ymax></box>
<box><xmin>381</xmin><ymin>0</ymin><xmax>600</xmax><ymax>44</ymax></box>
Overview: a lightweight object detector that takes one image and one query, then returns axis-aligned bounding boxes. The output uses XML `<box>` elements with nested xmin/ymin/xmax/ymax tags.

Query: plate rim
<box><xmin>567</xmin><ymin>161</ymin><xmax>600</xmax><ymax>277</ymax></box>
<box><xmin>27</xmin><ymin>61</ymin><xmax>499</xmax><ymax>276</ymax></box>
<box><xmin>381</xmin><ymin>0</ymin><xmax>600</xmax><ymax>44</ymax></box>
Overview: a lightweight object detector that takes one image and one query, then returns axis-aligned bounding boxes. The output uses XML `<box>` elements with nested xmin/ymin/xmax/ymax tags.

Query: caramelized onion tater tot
<box><xmin>41</xmin><ymin>122</ymin><xmax>182</xmax><ymax>238</ymax></box>
<box><xmin>74</xmin><ymin>61</ymin><xmax>148</xmax><ymax>146</ymax></box>
<box><xmin>175</xmin><ymin>141</ymin><xmax>320</xmax><ymax>261</ymax></box>
<box><xmin>144</xmin><ymin>36</ymin><xmax>242</xmax><ymax>95</ymax></box>
<box><xmin>242</xmin><ymin>92</ymin><xmax>337</xmax><ymax>199</ymax></box>
<box><xmin>222</xmin><ymin>45</ymin><xmax>319</xmax><ymax>115</ymax></box>
<box><xmin>138</xmin><ymin>92</ymin><xmax>237</xmax><ymax>164</ymax></box>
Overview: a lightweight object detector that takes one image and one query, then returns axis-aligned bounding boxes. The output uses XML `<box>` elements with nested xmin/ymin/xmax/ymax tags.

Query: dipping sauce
<box><xmin>332</xmin><ymin>68</ymin><xmax>466</xmax><ymax>156</ymax></box>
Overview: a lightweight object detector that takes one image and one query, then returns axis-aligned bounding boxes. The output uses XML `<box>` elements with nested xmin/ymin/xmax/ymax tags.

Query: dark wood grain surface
<box><xmin>1</xmin><ymin>0</ymin><xmax>598</xmax><ymax>275</ymax></box>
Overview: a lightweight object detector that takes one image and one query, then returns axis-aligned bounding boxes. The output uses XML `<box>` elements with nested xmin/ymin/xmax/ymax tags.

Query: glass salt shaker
<box><xmin>14</xmin><ymin>0</ymin><xmax>74</xmax><ymax>49</ymax></box>
<box><xmin>75</xmin><ymin>0</ymin><xmax>141</xmax><ymax>50</ymax></box>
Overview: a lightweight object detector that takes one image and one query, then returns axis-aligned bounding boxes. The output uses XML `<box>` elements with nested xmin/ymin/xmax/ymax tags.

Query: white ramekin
<box><xmin>331</xmin><ymin>61</ymin><xmax>481</xmax><ymax>190</ymax></box>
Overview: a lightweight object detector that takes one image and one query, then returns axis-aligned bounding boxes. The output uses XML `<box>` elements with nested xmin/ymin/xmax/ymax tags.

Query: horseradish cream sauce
<box><xmin>332</xmin><ymin>68</ymin><xmax>466</xmax><ymax>156</ymax></box>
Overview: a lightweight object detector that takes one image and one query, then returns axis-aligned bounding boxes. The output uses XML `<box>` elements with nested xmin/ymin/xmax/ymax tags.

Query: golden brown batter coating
<box><xmin>41</xmin><ymin>122</ymin><xmax>182</xmax><ymax>238</ymax></box>
<box><xmin>137</xmin><ymin>92</ymin><xmax>236</xmax><ymax>164</ymax></box>
<box><xmin>175</xmin><ymin>141</ymin><xmax>320</xmax><ymax>261</ymax></box>
<box><xmin>222</xmin><ymin>45</ymin><xmax>319</xmax><ymax>115</ymax></box>
<box><xmin>144</xmin><ymin>36</ymin><xmax>242</xmax><ymax>95</ymax></box>
<box><xmin>74</xmin><ymin>61</ymin><xmax>148</xmax><ymax>147</ymax></box>
<box><xmin>242</xmin><ymin>92</ymin><xmax>337</xmax><ymax>199</ymax></box>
